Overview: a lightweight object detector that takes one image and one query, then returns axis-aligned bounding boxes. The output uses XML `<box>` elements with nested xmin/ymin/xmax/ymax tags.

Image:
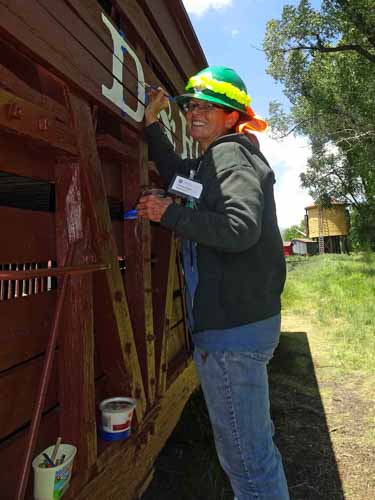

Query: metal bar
<box><xmin>14</xmin><ymin>246</ymin><xmax>107</xmax><ymax>500</ymax></box>
<box><xmin>0</xmin><ymin>263</ymin><xmax>109</xmax><ymax>280</ymax></box>
<box><xmin>14</xmin><ymin>245</ymin><xmax>73</xmax><ymax>500</ymax></box>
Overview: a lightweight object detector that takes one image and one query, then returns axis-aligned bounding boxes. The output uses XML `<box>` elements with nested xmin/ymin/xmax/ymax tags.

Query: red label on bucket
<box><xmin>113</xmin><ymin>419</ymin><xmax>131</xmax><ymax>431</ymax></box>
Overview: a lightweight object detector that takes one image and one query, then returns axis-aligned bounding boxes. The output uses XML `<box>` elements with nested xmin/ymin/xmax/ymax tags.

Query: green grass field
<box><xmin>283</xmin><ymin>252</ymin><xmax>375</xmax><ymax>373</ymax></box>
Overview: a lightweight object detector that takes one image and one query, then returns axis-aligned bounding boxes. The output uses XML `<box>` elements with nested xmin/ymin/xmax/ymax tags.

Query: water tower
<box><xmin>305</xmin><ymin>202</ymin><xmax>350</xmax><ymax>253</ymax></box>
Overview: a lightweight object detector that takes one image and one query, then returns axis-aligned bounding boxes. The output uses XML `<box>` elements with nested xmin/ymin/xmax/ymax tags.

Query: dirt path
<box><xmin>144</xmin><ymin>314</ymin><xmax>375</xmax><ymax>499</ymax></box>
<box><xmin>271</xmin><ymin>314</ymin><xmax>375</xmax><ymax>500</ymax></box>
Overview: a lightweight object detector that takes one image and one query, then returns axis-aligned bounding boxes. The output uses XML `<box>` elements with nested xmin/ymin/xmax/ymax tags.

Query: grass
<box><xmin>283</xmin><ymin>252</ymin><xmax>375</xmax><ymax>373</ymax></box>
<box><xmin>145</xmin><ymin>251</ymin><xmax>375</xmax><ymax>499</ymax></box>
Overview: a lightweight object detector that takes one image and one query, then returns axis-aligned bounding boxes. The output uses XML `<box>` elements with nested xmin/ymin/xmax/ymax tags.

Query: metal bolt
<box><xmin>8</xmin><ymin>103</ymin><xmax>23</xmax><ymax>119</ymax></box>
<box><xmin>125</xmin><ymin>343</ymin><xmax>132</xmax><ymax>354</ymax></box>
<box><xmin>114</xmin><ymin>290</ymin><xmax>122</xmax><ymax>302</ymax></box>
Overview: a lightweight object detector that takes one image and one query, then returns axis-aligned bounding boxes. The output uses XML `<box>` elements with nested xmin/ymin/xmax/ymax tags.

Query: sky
<box><xmin>181</xmin><ymin>0</ymin><xmax>322</xmax><ymax>229</ymax></box>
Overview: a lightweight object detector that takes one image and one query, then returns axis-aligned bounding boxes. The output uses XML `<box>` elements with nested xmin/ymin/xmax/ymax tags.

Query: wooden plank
<box><xmin>112</xmin><ymin>220</ymin><xmax>124</xmax><ymax>256</ymax></box>
<box><xmin>0</xmin><ymin>1</ymin><xmax>201</xmax><ymax>154</ymax></box>
<box><xmin>0</xmin><ymin>0</ymin><xmax>200</xmax><ymax>158</ymax></box>
<box><xmin>0</xmin><ymin>131</ymin><xmax>55</xmax><ymax>181</ymax></box>
<box><xmin>121</xmin><ymin>135</ymin><xmax>156</xmax><ymax>405</ymax></box>
<box><xmin>38</xmin><ymin>0</ymin><xmax>140</xmax><ymax>109</ymax></box>
<box><xmin>0</xmin><ymin>206</ymin><xmax>55</xmax><ymax>263</ymax></box>
<box><xmin>70</xmin><ymin>360</ymin><xmax>199</xmax><ymax>500</ymax></box>
<box><xmin>117</xmin><ymin>0</ymin><xmax>186</xmax><ymax>90</ymax></box>
<box><xmin>55</xmin><ymin>160</ymin><xmax>98</xmax><ymax>481</ymax></box>
<box><xmin>175</xmin><ymin>247</ymin><xmax>190</xmax><ymax>351</ymax></box>
<box><xmin>142</xmin><ymin>0</ymin><xmax>207</xmax><ymax>80</ymax></box>
<box><xmin>97</xmin><ymin>134</ymin><xmax>138</xmax><ymax>164</ymax></box>
<box><xmin>68</xmin><ymin>92</ymin><xmax>146</xmax><ymax>418</ymax></box>
<box><xmin>159</xmin><ymin>237</ymin><xmax>178</xmax><ymax>394</ymax></box>
<box><xmin>0</xmin><ymin>291</ymin><xmax>56</xmax><ymax>371</ymax></box>
<box><xmin>0</xmin><ymin>61</ymin><xmax>70</xmax><ymax>123</ymax></box>
<box><xmin>0</xmin><ymin>356</ymin><xmax>58</xmax><ymax>440</ymax></box>
<box><xmin>66</xmin><ymin>0</ymin><xmax>186</xmax><ymax>91</ymax></box>
<box><xmin>0</xmin><ymin>410</ymin><xmax>59</xmax><ymax>500</ymax></box>
<box><xmin>167</xmin><ymin>349</ymin><xmax>192</xmax><ymax>388</ymax></box>
<box><xmin>100</xmin><ymin>158</ymin><xmax>122</xmax><ymax>199</ymax></box>
<box><xmin>167</xmin><ymin>280</ymin><xmax>188</xmax><ymax>366</ymax></box>
<box><xmin>150</xmin><ymin>226</ymin><xmax>172</xmax><ymax>396</ymax></box>
<box><xmin>0</xmin><ymin>0</ymin><xmax>140</xmax><ymax>128</ymax></box>
<box><xmin>0</xmin><ymin>88</ymin><xmax>77</xmax><ymax>154</ymax></box>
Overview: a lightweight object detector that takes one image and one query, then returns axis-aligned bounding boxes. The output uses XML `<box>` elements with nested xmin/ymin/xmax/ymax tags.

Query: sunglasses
<box><xmin>182</xmin><ymin>102</ymin><xmax>229</xmax><ymax>113</ymax></box>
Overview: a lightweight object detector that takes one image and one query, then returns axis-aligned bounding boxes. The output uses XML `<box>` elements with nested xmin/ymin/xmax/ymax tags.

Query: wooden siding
<box><xmin>307</xmin><ymin>206</ymin><xmax>349</xmax><ymax>238</ymax></box>
<box><xmin>0</xmin><ymin>1</ymin><xmax>205</xmax><ymax>499</ymax></box>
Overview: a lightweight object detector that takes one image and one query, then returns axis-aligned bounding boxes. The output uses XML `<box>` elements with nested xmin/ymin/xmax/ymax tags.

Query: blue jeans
<box><xmin>193</xmin><ymin>334</ymin><xmax>289</xmax><ymax>499</ymax></box>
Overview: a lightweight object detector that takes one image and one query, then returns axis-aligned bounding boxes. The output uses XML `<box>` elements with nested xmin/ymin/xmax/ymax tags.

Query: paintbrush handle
<box><xmin>51</xmin><ymin>436</ymin><xmax>62</xmax><ymax>463</ymax></box>
<box><xmin>143</xmin><ymin>82</ymin><xmax>175</xmax><ymax>101</ymax></box>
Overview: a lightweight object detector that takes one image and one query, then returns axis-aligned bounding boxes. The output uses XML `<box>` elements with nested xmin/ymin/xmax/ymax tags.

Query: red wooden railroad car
<box><xmin>0</xmin><ymin>1</ymin><xmax>206</xmax><ymax>498</ymax></box>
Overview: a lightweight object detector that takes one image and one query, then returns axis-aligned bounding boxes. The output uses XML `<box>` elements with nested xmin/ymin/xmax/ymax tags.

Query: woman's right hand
<box><xmin>144</xmin><ymin>87</ymin><xmax>169</xmax><ymax>126</ymax></box>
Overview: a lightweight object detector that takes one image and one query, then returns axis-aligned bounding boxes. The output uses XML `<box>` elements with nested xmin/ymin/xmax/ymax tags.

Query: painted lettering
<box><xmin>179</xmin><ymin>111</ymin><xmax>194</xmax><ymax>159</ymax></box>
<box><xmin>101</xmin><ymin>13</ymin><xmax>200</xmax><ymax>159</ymax></box>
<box><xmin>158</xmin><ymin>101</ymin><xmax>176</xmax><ymax>150</ymax></box>
<box><xmin>101</xmin><ymin>14</ymin><xmax>145</xmax><ymax>122</ymax></box>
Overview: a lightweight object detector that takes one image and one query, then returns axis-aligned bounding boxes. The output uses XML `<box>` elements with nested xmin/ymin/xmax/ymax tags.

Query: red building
<box><xmin>283</xmin><ymin>241</ymin><xmax>293</xmax><ymax>257</ymax></box>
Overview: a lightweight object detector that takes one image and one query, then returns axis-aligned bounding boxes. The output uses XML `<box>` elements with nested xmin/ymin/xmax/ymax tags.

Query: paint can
<box><xmin>99</xmin><ymin>397</ymin><xmax>136</xmax><ymax>441</ymax></box>
<box><xmin>32</xmin><ymin>444</ymin><xmax>77</xmax><ymax>500</ymax></box>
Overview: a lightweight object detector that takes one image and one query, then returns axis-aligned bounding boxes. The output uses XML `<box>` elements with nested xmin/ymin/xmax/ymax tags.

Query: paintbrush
<box><xmin>50</xmin><ymin>436</ymin><xmax>62</xmax><ymax>464</ymax></box>
<box><xmin>143</xmin><ymin>82</ymin><xmax>175</xmax><ymax>101</ymax></box>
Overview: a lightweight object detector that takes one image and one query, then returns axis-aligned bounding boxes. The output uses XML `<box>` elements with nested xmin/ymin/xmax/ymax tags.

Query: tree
<box><xmin>283</xmin><ymin>219</ymin><xmax>307</xmax><ymax>242</ymax></box>
<box><xmin>264</xmin><ymin>0</ymin><xmax>375</xmax><ymax>248</ymax></box>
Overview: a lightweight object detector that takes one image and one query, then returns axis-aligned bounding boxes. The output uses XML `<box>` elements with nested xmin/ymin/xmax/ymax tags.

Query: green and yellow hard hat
<box><xmin>176</xmin><ymin>66</ymin><xmax>267</xmax><ymax>132</ymax></box>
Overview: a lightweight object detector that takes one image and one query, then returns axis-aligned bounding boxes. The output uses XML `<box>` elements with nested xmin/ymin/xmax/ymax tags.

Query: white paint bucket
<box><xmin>99</xmin><ymin>397</ymin><xmax>136</xmax><ymax>441</ymax></box>
<box><xmin>32</xmin><ymin>444</ymin><xmax>77</xmax><ymax>500</ymax></box>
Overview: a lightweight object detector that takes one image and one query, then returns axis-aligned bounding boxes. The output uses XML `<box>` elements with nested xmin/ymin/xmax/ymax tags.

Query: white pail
<box><xmin>32</xmin><ymin>443</ymin><xmax>77</xmax><ymax>500</ymax></box>
<box><xmin>99</xmin><ymin>397</ymin><xmax>136</xmax><ymax>441</ymax></box>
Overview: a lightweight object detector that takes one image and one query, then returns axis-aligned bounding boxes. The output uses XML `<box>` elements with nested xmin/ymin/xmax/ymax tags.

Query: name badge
<box><xmin>168</xmin><ymin>174</ymin><xmax>203</xmax><ymax>200</ymax></box>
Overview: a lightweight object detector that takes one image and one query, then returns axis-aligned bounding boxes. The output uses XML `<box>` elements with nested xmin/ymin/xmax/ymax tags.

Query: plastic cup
<box><xmin>32</xmin><ymin>444</ymin><xmax>77</xmax><ymax>500</ymax></box>
<box><xmin>99</xmin><ymin>397</ymin><xmax>136</xmax><ymax>441</ymax></box>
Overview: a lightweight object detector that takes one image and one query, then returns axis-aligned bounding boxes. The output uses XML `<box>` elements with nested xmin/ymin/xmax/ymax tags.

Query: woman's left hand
<box><xmin>136</xmin><ymin>195</ymin><xmax>173</xmax><ymax>222</ymax></box>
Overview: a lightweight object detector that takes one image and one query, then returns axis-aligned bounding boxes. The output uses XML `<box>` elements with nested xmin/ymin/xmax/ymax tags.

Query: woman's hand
<box><xmin>144</xmin><ymin>87</ymin><xmax>169</xmax><ymax>126</ymax></box>
<box><xmin>136</xmin><ymin>194</ymin><xmax>173</xmax><ymax>222</ymax></box>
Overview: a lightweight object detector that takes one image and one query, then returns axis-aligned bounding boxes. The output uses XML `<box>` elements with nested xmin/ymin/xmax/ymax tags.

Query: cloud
<box><xmin>258</xmin><ymin>132</ymin><xmax>313</xmax><ymax>229</ymax></box>
<box><xmin>182</xmin><ymin>0</ymin><xmax>233</xmax><ymax>17</ymax></box>
<box><xmin>231</xmin><ymin>29</ymin><xmax>240</xmax><ymax>37</ymax></box>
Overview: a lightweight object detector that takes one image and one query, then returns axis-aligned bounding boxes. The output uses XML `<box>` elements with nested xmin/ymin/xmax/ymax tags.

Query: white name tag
<box><xmin>168</xmin><ymin>174</ymin><xmax>203</xmax><ymax>200</ymax></box>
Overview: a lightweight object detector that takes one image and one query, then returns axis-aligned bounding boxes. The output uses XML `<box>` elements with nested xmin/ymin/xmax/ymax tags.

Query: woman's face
<box><xmin>184</xmin><ymin>99</ymin><xmax>239</xmax><ymax>150</ymax></box>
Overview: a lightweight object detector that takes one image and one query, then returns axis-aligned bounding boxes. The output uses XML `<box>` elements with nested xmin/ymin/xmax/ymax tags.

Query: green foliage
<box><xmin>349</xmin><ymin>205</ymin><xmax>375</xmax><ymax>251</ymax></box>
<box><xmin>283</xmin><ymin>253</ymin><xmax>375</xmax><ymax>372</ymax></box>
<box><xmin>282</xmin><ymin>219</ymin><xmax>306</xmax><ymax>241</ymax></box>
<box><xmin>264</xmin><ymin>1</ymin><xmax>375</xmax><ymax>247</ymax></box>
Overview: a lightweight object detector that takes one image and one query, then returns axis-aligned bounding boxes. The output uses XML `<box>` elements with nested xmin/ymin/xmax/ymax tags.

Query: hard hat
<box><xmin>176</xmin><ymin>66</ymin><xmax>267</xmax><ymax>132</ymax></box>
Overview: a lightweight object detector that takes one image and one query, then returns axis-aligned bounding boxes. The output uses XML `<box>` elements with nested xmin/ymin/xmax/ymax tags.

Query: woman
<box><xmin>137</xmin><ymin>66</ymin><xmax>289</xmax><ymax>500</ymax></box>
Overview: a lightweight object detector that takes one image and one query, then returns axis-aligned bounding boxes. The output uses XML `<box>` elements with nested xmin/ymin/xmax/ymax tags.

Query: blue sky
<box><xmin>181</xmin><ymin>0</ymin><xmax>322</xmax><ymax>229</ymax></box>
